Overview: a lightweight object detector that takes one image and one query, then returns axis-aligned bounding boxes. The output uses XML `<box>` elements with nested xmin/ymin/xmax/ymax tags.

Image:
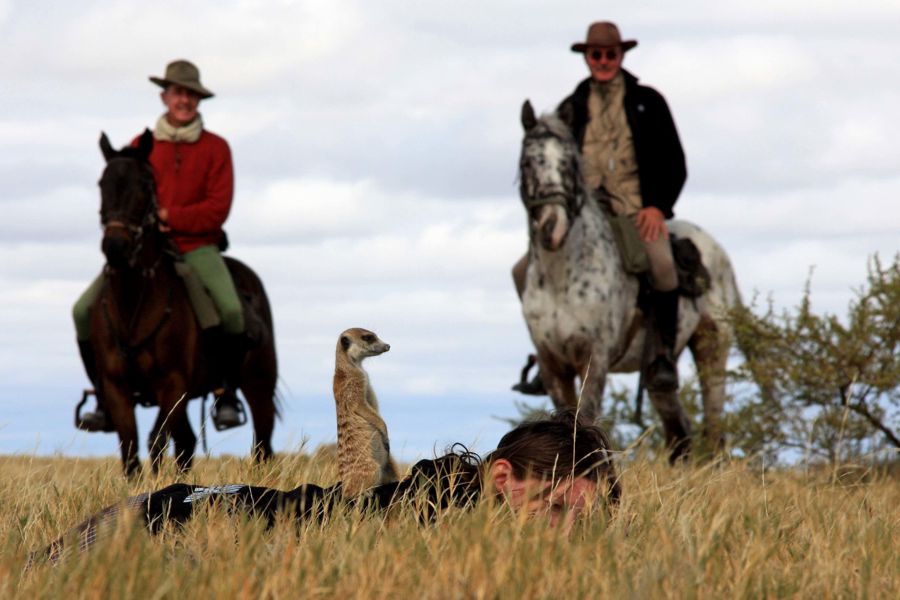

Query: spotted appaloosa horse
<box><xmin>517</xmin><ymin>101</ymin><xmax>740</xmax><ymax>461</ymax></box>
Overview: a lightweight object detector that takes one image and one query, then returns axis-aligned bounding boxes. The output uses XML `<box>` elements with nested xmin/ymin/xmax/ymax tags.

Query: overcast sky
<box><xmin>1</xmin><ymin>0</ymin><xmax>897</xmax><ymax>465</ymax></box>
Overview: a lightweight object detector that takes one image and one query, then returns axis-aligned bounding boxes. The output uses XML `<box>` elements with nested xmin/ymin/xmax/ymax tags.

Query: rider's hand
<box><xmin>635</xmin><ymin>206</ymin><xmax>668</xmax><ymax>242</ymax></box>
<box><xmin>157</xmin><ymin>207</ymin><xmax>171</xmax><ymax>233</ymax></box>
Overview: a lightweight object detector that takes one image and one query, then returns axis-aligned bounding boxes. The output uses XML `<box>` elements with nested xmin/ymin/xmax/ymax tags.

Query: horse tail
<box><xmin>701</xmin><ymin>243</ymin><xmax>777</xmax><ymax>407</ymax></box>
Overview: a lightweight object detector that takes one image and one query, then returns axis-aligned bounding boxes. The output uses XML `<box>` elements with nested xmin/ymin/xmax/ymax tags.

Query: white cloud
<box><xmin>645</xmin><ymin>35</ymin><xmax>817</xmax><ymax>100</ymax></box>
<box><xmin>680</xmin><ymin>176</ymin><xmax>900</xmax><ymax>239</ymax></box>
<box><xmin>1</xmin><ymin>0</ymin><xmax>899</xmax><ymax>459</ymax></box>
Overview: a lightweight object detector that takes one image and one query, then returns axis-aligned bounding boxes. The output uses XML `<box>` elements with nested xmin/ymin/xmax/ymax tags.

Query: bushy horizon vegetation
<box><xmin>514</xmin><ymin>254</ymin><xmax>899</xmax><ymax>468</ymax></box>
<box><xmin>729</xmin><ymin>254</ymin><xmax>899</xmax><ymax>465</ymax></box>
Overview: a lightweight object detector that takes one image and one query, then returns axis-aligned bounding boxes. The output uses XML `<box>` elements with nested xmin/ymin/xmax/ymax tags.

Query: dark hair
<box><xmin>485</xmin><ymin>410</ymin><xmax>621</xmax><ymax>504</ymax></box>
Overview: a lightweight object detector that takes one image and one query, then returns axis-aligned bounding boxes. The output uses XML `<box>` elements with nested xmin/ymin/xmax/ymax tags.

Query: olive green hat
<box><xmin>571</xmin><ymin>21</ymin><xmax>638</xmax><ymax>53</ymax></box>
<box><xmin>149</xmin><ymin>59</ymin><xmax>214</xmax><ymax>99</ymax></box>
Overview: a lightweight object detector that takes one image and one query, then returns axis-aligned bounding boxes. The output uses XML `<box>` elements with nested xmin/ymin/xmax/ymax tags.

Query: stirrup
<box><xmin>511</xmin><ymin>354</ymin><xmax>548</xmax><ymax>396</ymax></box>
<box><xmin>211</xmin><ymin>389</ymin><xmax>247</xmax><ymax>431</ymax></box>
<box><xmin>75</xmin><ymin>389</ymin><xmax>114</xmax><ymax>433</ymax></box>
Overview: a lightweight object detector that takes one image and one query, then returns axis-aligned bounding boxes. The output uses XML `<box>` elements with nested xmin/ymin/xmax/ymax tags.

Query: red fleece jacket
<box><xmin>132</xmin><ymin>130</ymin><xmax>234</xmax><ymax>253</ymax></box>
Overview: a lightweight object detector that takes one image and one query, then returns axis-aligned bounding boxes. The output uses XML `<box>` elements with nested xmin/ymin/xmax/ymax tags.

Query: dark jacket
<box><xmin>557</xmin><ymin>69</ymin><xmax>687</xmax><ymax>218</ymax></box>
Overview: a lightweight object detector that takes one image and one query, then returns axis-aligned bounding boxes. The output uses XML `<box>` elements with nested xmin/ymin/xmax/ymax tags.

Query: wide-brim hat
<box><xmin>571</xmin><ymin>21</ymin><xmax>638</xmax><ymax>53</ymax></box>
<box><xmin>149</xmin><ymin>59</ymin><xmax>214</xmax><ymax>99</ymax></box>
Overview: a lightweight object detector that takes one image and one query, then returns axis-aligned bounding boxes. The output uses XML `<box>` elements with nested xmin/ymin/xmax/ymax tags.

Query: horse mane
<box><xmin>115</xmin><ymin>146</ymin><xmax>150</xmax><ymax>161</ymax></box>
<box><xmin>532</xmin><ymin>112</ymin><xmax>577</xmax><ymax>143</ymax></box>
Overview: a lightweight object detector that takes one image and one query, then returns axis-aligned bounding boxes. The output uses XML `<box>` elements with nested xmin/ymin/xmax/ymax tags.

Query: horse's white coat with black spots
<box><xmin>519</xmin><ymin>113</ymin><xmax>740</xmax><ymax>438</ymax></box>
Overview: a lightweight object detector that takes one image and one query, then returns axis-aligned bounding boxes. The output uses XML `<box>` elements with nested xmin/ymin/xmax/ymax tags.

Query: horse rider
<box><xmin>73</xmin><ymin>59</ymin><xmax>247</xmax><ymax>432</ymax></box>
<box><xmin>512</xmin><ymin>21</ymin><xmax>687</xmax><ymax>395</ymax></box>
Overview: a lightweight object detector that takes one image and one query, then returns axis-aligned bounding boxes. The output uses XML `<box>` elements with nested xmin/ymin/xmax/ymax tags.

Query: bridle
<box><xmin>519</xmin><ymin>130</ymin><xmax>585</xmax><ymax>222</ymax></box>
<box><xmin>100</xmin><ymin>157</ymin><xmax>160</xmax><ymax>271</ymax></box>
<box><xmin>97</xmin><ymin>156</ymin><xmax>174</xmax><ymax>364</ymax></box>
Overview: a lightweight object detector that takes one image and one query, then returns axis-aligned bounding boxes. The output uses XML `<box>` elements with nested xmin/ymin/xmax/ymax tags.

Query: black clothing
<box><xmin>75</xmin><ymin>340</ymin><xmax>114</xmax><ymax>432</ymax></box>
<box><xmin>143</xmin><ymin>454</ymin><xmax>482</xmax><ymax>530</ymax></box>
<box><xmin>644</xmin><ymin>289</ymin><xmax>680</xmax><ymax>393</ymax></box>
<box><xmin>35</xmin><ymin>454</ymin><xmax>482</xmax><ymax>564</ymax></box>
<box><xmin>557</xmin><ymin>69</ymin><xmax>687</xmax><ymax>218</ymax></box>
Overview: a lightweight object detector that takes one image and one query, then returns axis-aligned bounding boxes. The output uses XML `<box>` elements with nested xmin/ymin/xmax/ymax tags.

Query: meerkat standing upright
<box><xmin>332</xmin><ymin>327</ymin><xmax>400</xmax><ymax>497</ymax></box>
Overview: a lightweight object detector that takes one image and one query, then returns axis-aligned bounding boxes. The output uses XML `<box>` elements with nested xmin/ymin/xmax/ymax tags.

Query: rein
<box><xmin>99</xmin><ymin>158</ymin><xmax>175</xmax><ymax>372</ymax></box>
<box><xmin>100</xmin><ymin>158</ymin><xmax>160</xmax><ymax>269</ymax></box>
<box><xmin>101</xmin><ymin>284</ymin><xmax>174</xmax><ymax>366</ymax></box>
<box><xmin>521</xmin><ymin>192</ymin><xmax>571</xmax><ymax>211</ymax></box>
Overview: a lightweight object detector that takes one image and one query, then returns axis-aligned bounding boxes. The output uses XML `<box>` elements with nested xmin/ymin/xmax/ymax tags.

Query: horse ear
<box><xmin>136</xmin><ymin>128</ymin><xmax>154</xmax><ymax>161</ymax></box>
<box><xmin>557</xmin><ymin>100</ymin><xmax>576</xmax><ymax>130</ymax></box>
<box><xmin>521</xmin><ymin>100</ymin><xmax>537</xmax><ymax>131</ymax></box>
<box><xmin>99</xmin><ymin>132</ymin><xmax>116</xmax><ymax>162</ymax></box>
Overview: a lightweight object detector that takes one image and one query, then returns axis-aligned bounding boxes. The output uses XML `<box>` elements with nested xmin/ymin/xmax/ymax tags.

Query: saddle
<box><xmin>174</xmin><ymin>261</ymin><xmax>221</xmax><ymax>329</ymax></box>
<box><xmin>629</xmin><ymin>234</ymin><xmax>710</xmax><ymax>321</ymax></box>
<box><xmin>173</xmin><ymin>257</ymin><xmax>267</xmax><ymax>344</ymax></box>
<box><xmin>670</xmin><ymin>235</ymin><xmax>711</xmax><ymax>298</ymax></box>
<box><xmin>596</xmin><ymin>191</ymin><xmax>710</xmax><ymax>297</ymax></box>
<box><xmin>611</xmin><ymin>219</ymin><xmax>711</xmax><ymax>301</ymax></box>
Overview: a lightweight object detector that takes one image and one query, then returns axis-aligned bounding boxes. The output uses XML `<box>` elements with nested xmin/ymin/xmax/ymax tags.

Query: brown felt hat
<box><xmin>571</xmin><ymin>21</ymin><xmax>638</xmax><ymax>53</ymax></box>
<box><xmin>149</xmin><ymin>59</ymin><xmax>214</xmax><ymax>99</ymax></box>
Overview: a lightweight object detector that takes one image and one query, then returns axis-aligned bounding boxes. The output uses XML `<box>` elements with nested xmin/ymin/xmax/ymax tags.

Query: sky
<box><xmin>1</xmin><ymin>0</ymin><xmax>898</xmax><ymax>466</ymax></box>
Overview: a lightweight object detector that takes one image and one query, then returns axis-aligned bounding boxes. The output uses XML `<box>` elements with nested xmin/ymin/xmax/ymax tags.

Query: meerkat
<box><xmin>332</xmin><ymin>327</ymin><xmax>400</xmax><ymax>497</ymax></box>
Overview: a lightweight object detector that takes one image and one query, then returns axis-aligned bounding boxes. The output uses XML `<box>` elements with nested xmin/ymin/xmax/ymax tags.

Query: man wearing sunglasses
<box><xmin>569</xmin><ymin>21</ymin><xmax>687</xmax><ymax>394</ymax></box>
<box><xmin>513</xmin><ymin>21</ymin><xmax>686</xmax><ymax>395</ymax></box>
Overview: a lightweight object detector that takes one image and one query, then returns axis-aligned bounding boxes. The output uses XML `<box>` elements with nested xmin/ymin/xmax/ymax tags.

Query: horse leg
<box><xmin>147</xmin><ymin>410</ymin><xmax>171</xmax><ymax>474</ymax></box>
<box><xmin>647</xmin><ymin>389</ymin><xmax>692</xmax><ymax>463</ymax></box>
<box><xmin>102</xmin><ymin>379</ymin><xmax>141</xmax><ymax>476</ymax></box>
<box><xmin>689</xmin><ymin>315</ymin><xmax>729</xmax><ymax>455</ymax></box>
<box><xmin>578</xmin><ymin>356</ymin><xmax>609</xmax><ymax>422</ymax></box>
<box><xmin>149</xmin><ymin>376</ymin><xmax>191</xmax><ymax>473</ymax></box>
<box><xmin>170</xmin><ymin>412</ymin><xmax>197</xmax><ymax>472</ymax></box>
<box><xmin>540</xmin><ymin>363</ymin><xmax>578</xmax><ymax>414</ymax></box>
<box><xmin>240</xmin><ymin>371</ymin><xmax>276</xmax><ymax>462</ymax></box>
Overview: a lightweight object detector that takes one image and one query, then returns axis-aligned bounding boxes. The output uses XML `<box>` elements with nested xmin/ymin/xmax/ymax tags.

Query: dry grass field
<box><xmin>2</xmin><ymin>450</ymin><xmax>898</xmax><ymax>599</ymax></box>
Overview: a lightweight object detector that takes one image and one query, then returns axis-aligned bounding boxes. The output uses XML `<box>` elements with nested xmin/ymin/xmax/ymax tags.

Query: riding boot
<box><xmin>203</xmin><ymin>329</ymin><xmax>248</xmax><ymax>431</ymax></box>
<box><xmin>75</xmin><ymin>340</ymin><xmax>113</xmax><ymax>432</ymax></box>
<box><xmin>511</xmin><ymin>354</ymin><xmax>548</xmax><ymax>396</ymax></box>
<box><xmin>644</xmin><ymin>290</ymin><xmax>680</xmax><ymax>393</ymax></box>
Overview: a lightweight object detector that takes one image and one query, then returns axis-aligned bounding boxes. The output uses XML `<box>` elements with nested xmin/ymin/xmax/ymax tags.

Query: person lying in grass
<box><xmin>33</xmin><ymin>410</ymin><xmax>620</xmax><ymax>564</ymax></box>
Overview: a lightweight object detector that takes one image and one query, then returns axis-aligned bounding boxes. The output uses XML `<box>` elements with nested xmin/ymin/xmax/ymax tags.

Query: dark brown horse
<box><xmin>88</xmin><ymin>130</ymin><xmax>278</xmax><ymax>475</ymax></box>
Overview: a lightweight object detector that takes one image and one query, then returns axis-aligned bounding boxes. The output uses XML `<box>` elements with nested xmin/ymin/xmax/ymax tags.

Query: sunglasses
<box><xmin>587</xmin><ymin>48</ymin><xmax>621</xmax><ymax>61</ymax></box>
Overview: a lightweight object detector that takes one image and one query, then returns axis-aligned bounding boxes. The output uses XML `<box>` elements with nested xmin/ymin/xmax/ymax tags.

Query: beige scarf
<box><xmin>154</xmin><ymin>114</ymin><xmax>203</xmax><ymax>143</ymax></box>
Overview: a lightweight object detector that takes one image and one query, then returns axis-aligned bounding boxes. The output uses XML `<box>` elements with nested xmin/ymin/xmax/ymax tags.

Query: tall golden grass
<box><xmin>2</xmin><ymin>450</ymin><xmax>898</xmax><ymax>599</ymax></box>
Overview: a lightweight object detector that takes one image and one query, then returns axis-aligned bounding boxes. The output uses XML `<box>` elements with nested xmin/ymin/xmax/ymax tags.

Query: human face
<box><xmin>160</xmin><ymin>84</ymin><xmax>201</xmax><ymax>127</ymax></box>
<box><xmin>491</xmin><ymin>460</ymin><xmax>599</xmax><ymax>534</ymax></box>
<box><xmin>584</xmin><ymin>45</ymin><xmax>623</xmax><ymax>83</ymax></box>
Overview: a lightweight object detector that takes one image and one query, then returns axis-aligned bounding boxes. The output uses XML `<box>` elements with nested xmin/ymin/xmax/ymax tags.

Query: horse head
<box><xmin>519</xmin><ymin>100</ymin><xmax>586</xmax><ymax>252</ymax></box>
<box><xmin>97</xmin><ymin>129</ymin><xmax>157</xmax><ymax>269</ymax></box>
